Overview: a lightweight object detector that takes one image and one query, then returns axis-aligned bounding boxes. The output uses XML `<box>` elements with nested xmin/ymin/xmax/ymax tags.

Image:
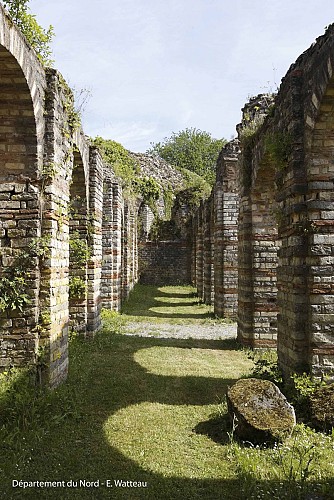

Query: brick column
<box><xmin>87</xmin><ymin>147</ymin><xmax>103</xmax><ymax>333</ymax></box>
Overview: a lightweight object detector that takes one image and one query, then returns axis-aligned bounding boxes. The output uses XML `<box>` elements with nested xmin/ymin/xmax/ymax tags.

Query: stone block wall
<box><xmin>214</xmin><ymin>141</ymin><xmax>239</xmax><ymax>319</ymax></box>
<box><xmin>138</xmin><ymin>240</ymin><xmax>192</xmax><ymax>285</ymax></box>
<box><xmin>0</xmin><ymin>6</ymin><xmax>138</xmax><ymax>386</ymax></box>
<box><xmin>2</xmin><ymin>4</ymin><xmax>334</xmax><ymax>385</ymax></box>
<box><xmin>87</xmin><ymin>146</ymin><xmax>103</xmax><ymax>333</ymax></box>
<box><xmin>0</xmin><ymin>4</ymin><xmax>46</xmax><ymax>374</ymax></box>
<box><xmin>203</xmin><ymin>196</ymin><xmax>213</xmax><ymax>304</ymax></box>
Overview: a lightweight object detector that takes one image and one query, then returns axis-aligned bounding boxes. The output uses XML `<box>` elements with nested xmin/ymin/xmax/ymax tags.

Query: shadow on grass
<box><xmin>1</xmin><ymin>331</ymin><xmax>333</xmax><ymax>500</ymax></box>
<box><xmin>194</xmin><ymin>414</ymin><xmax>232</xmax><ymax>446</ymax></box>
<box><xmin>121</xmin><ymin>284</ymin><xmax>215</xmax><ymax>321</ymax></box>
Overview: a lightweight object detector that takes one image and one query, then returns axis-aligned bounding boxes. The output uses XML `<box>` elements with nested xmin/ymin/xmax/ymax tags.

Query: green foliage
<box><xmin>0</xmin><ymin>275</ymin><xmax>30</xmax><ymax>313</ymax></box>
<box><xmin>0</xmin><ymin>366</ymin><xmax>80</xmax><ymax>445</ymax></box>
<box><xmin>0</xmin><ymin>235</ymin><xmax>51</xmax><ymax>314</ymax></box>
<box><xmin>310</xmin><ymin>383</ymin><xmax>334</xmax><ymax>432</ymax></box>
<box><xmin>57</xmin><ymin>75</ymin><xmax>81</xmax><ymax>134</ymax></box>
<box><xmin>26</xmin><ymin>235</ymin><xmax>51</xmax><ymax>260</ymax></box>
<box><xmin>69</xmin><ymin>276</ymin><xmax>87</xmax><ymax>300</ymax></box>
<box><xmin>175</xmin><ymin>167</ymin><xmax>211</xmax><ymax>213</ymax></box>
<box><xmin>92</xmin><ymin>136</ymin><xmax>139</xmax><ymax>191</ymax></box>
<box><xmin>247</xmin><ymin>349</ymin><xmax>283</xmax><ymax>386</ymax></box>
<box><xmin>265</xmin><ymin>132</ymin><xmax>293</xmax><ymax>170</ymax></box>
<box><xmin>69</xmin><ymin>232</ymin><xmax>90</xmax><ymax>268</ymax></box>
<box><xmin>133</xmin><ymin>176</ymin><xmax>161</xmax><ymax>212</ymax></box>
<box><xmin>163</xmin><ymin>185</ymin><xmax>174</xmax><ymax>220</ymax></box>
<box><xmin>147</xmin><ymin>127</ymin><xmax>226</xmax><ymax>185</ymax></box>
<box><xmin>3</xmin><ymin>0</ymin><xmax>54</xmax><ymax>66</ymax></box>
<box><xmin>148</xmin><ymin>218</ymin><xmax>181</xmax><ymax>241</ymax></box>
<box><xmin>238</xmin><ymin>114</ymin><xmax>265</xmax><ymax>140</ymax></box>
<box><xmin>286</xmin><ymin>372</ymin><xmax>327</xmax><ymax>422</ymax></box>
<box><xmin>227</xmin><ymin>421</ymin><xmax>332</xmax><ymax>499</ymax></box>
<box><xmin>100</xmin><ymin>309</ymin><xmax>127</xmax><ymax>337</ymax></box>
<box><xmin>93</xmin><ymin>137</ymin><xmax>163</xmax><ymax>211</ymax></box>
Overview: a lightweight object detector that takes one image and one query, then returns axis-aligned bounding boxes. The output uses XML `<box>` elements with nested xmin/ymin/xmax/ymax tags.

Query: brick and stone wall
<box><xmin>0</xmin><ymin>3</ymin><xmax>46</xmax><ymax>376</ymax></box>
<box><xmin>214</xmin><ymin>140</ymin><xmax>239</xmax><ymax>319</ymax></box>
<box><xmin>0</xmin><ymin>6</ymin><xmax>134</xmax><ymax>386</ymax></box>
<box><xmin>190</xmin><ymin>27</ymin><xmax>334</xmax><ymax>380</ymax></box>
<box><xmin>138</xmin><ymin>240</ymin><xmax>191</xmax><ymax>285</ymax></box>
<box><xmin>2</xmin><ymin>3</ymin><xmax>334</xmax><ymax>385</ymax></box>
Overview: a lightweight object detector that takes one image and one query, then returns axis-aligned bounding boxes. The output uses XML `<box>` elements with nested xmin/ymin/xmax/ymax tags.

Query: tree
<box><xmin>3</xmin><ymin>0</ymin><xmax>54</xmax><ymax>66</ymax></box>
<box><xmin>147</xmin><ymin>128</ymin><xmax>226</xmax><ymax>185</ymax></box>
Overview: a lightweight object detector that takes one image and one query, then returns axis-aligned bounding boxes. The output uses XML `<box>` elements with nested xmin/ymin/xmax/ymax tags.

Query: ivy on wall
<box><xmin>0</xmin><ymin>236</ymin><xmax>51</xmax><ymax>314</ymax></box>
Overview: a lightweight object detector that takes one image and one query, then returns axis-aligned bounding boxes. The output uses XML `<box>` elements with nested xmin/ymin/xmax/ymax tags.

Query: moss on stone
<box><xmin>227</xmin><ymin>378</ymin><xmax>295</xmax><ymax>443</ymax></box>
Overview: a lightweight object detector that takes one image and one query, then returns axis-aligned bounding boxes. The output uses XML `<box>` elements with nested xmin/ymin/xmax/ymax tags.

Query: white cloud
<box><xmin>29</xmin><ymin>0</ymin><xmax>334</xmax><ymax>151</ymax></box>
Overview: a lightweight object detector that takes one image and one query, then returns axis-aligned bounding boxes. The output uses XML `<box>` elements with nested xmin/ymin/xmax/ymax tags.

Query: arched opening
<box><xmin>0</xmin><ymin>46</ymin><xmax>38</xmax><ymax>181</ymax></box>
<box><xmin>68</xmin><ymin>151</ymin><xmax>89</xmax><ymax>335</ymax></box>
<box><xmin>0</xmin><ymin>45</ymin><xmax>40</xmax><ymax>369</ymax></box>
<box><xmin>303</xmin><ymin>75</ymin><xmax>334</xmax><ymax>377</ymax></box>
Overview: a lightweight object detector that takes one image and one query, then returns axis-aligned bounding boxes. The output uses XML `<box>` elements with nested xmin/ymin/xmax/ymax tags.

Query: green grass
<box><xmin>0</xmin><ymin>286</ymin><xmax>333</xmax><ymax>500</ymax></box>
<box><xmin>0</xmin><ymin>332</ymin><xmax>252</xmax><ymax>500</ymax></box>
<box><xmin>120</xmin><ymin>284</ymin><xmax>229</xmax><ymax>324</ymax></box>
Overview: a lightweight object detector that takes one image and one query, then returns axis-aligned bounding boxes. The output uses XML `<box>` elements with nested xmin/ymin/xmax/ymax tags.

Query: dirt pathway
<box><xmin>124</xmin><ymin>320</ymin><xmax>237</xmax><ymax>340</ymax></box>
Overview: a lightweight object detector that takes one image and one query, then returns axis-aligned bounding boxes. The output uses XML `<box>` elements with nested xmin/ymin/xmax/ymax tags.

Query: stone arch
<box><xmin>0</xmin><ymin>6</ymin><xmax>46</xmax><ymax>371</ymax></box>
<box><xmin>300</xmin><ymin>47</ymin><xmax>334</xmax><ymax>377</ymax></box>
<box><xmin>0</xmin><ymin>5</ymin><xmax>46</xmax><ymax>171</ymax></box>
<box><xmin>273</xmin><ymin>26</ymin><xmax>334</xmax><ymax>378</ymax></box>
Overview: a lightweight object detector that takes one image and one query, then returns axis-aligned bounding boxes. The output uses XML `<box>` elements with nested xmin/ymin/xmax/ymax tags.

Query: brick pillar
<box><xmin>102</xmin><ymin>181</ymin><xmax>124</xmax><ymax>311</ymax></box>
<box><xmin>101</xmin><ymin>175</ymin><xmax>114</xmax><ymax>309</ymax></box>
<box><xmin>196</xmin><ymin>202</ymin><xmax>204</xmax><ymax>299</ymax></box>
<box><xmin>210</xmin><ymin>199</ymin><xmax>215</xmax><ymax>305</ymax></box>
<box><xmin>214</xmin><ymin>141</ymin><xmax>239</xmax><ymax>319</ymax></box>
<box><xmin>203</xmin><ymin>199</ymin><xmax>212</xmax><ymax>305</ymax></box>
<box><xmin>87</xmin><ymin>146</ymin><xmax>103</xmax><ymax>333</ymax></box>
<box><xmin>122</xmin><ymin>203</ymin><xmax>130</xmax><ymax>301</ymax></box>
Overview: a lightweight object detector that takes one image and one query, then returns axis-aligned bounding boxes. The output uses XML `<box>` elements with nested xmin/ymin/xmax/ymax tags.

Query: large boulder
<box><xmin>226</xmin><ymin>378</ymin><xmax>296</xmax><ymax>443</ymax></box>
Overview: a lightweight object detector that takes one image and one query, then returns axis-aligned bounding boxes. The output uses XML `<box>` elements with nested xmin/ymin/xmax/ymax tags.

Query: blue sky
<box><xmin>29</xmin><ymin>0</ymin><xmax>334</xmax><ymax>152</ymax></box>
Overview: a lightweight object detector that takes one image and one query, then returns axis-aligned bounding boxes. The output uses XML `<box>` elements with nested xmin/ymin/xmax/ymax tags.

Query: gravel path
<box><xmin>124</xmin><ymin>321</ymin><xmax>237</xmax><ymax>340</ymax></box>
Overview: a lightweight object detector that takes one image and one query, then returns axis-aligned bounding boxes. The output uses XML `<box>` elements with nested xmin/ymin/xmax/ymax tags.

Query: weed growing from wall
<box><xmin>69</xmin><ymin>276</ymin><xmax>87</xmax><ymax>300</ymax></box>
<box><xmin>69</xmin><ymin>232</ymin><xmax>90</xmax><ymax>268</ymax></box>
<box><xmin>265</xmin><ymin>132</ymin><xmax>293</xmax><ymax>171</ymax></box>
<box><xmin>0</xmin><ymin>236</ymin><xmax>51</xmax><ymax>314</ymax></box>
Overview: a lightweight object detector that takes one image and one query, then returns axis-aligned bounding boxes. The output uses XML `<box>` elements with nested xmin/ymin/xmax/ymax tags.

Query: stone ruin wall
<box><xmin>0</xmin><ymin>5</ymin><xmax>139</xmax><ymax>386</ymax></box>
<box><xmin>192</xmin><ymin>25</ymin><xmax>334</xmax><ymax>380</ymax></box>
<box><xmin>1</xmin><ymin>3</ymin><xmax>334</xmax><ymax>384</ymax></box>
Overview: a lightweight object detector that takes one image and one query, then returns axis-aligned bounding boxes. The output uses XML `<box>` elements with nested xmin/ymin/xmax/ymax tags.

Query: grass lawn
<box><xmin>0</xmin><ymin>285</ymin><xmax>333</xmax><ymax>500</ymax></box>
<box><xmin>120</xmin><ymin>284</ymin><xmax>219</xmax><ymax>323</ymax></box>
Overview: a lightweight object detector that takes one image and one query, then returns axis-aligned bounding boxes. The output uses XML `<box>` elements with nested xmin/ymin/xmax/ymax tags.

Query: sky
<box><xmin>28</xmin><ymin>0</ymin><xmax>334</xmax><ymax>152</ymax></box>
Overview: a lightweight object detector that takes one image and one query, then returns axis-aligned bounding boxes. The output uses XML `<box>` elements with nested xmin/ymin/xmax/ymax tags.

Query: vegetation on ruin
<box><xmin>56</xmin><ymin>75</ymin><xmax>82</xmax><ymax>135</ymax></box>
<box><xmin>69</xmin><ymin>276</ymin><xmax>87</xmax><ymax>300</ymax></box>
<box><xmin>92</xmin><ymin>136</ymin><xmax>161</xmax><ymax>210</ymax></box>
<box><xmin>92</xmin><ymin>136</ymin><xmax>140</xmax><ymax>190</ymax></box>
<box><xmin>3</xmin><ymin>0</ymin><xmax>54</xmax><ymax>66</ymax></box>
<box><xmin>175</xmin><ymin>167</ymin><xmax>212</xmax><ymax>211</ymax></box>
<box><xmin>147</xmin><ymin>127</ymin><xmax>226</xmax><ymax>185</ymax></box>
<box><xmin>69</xmin><ymin>232</ymin><xmax>90</xmax><ymax>269</ymax></box>
<box><xmin>132</xmin><ymin>176</ymin><xmax>161</xmax><ymax>213</ymax></box>
<box><xmin>93</xmin><ymin>135</ymin><xmax>211</xmax><ymax>217</ymax></box>
<box><xmin>0</xmin><ymin>236</ymin><xmax>51</xmax><ymax>314</ymax></box>
<box><xmin>265</xmin><ymin>132</ymin><xmax>293</xmax><ymax>171</ymax></box>
<box><xmin>1</xmin><ymin>286</ymin><xmax>333</xmax><ymax>499</ymax></box>
<box><xmin>0</xmin><ymin>275</ymin><xmax>30</xmax><ymax>313</ymax></box>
